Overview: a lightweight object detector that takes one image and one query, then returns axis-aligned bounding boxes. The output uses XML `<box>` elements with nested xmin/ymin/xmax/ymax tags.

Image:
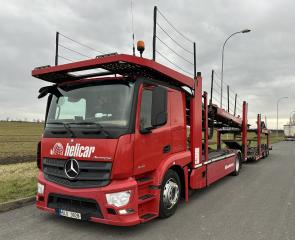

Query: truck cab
<box><xmin>34</xmin><ymin>54</ymin><xmax>194</xmax><ymax>225</ymax></box>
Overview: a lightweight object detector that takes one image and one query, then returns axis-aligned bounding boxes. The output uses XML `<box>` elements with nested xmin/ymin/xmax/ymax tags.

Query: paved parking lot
<box><xmin>0</xmin><ymin>141</ymin><xmax>294</xmax><ymax>240</ymax></box>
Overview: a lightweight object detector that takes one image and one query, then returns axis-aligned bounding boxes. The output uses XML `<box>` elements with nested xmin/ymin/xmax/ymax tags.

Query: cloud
<box><xmin>0</xmin><ymin>0</ymin><xmax>294</xmax><ymax>128</ymax></box>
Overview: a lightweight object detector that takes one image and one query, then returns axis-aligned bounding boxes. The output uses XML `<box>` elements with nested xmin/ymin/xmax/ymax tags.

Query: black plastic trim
<box><xmin>48</xmin><ymin>193</ymin><xmax>103</xmax><ymax>219</ymax></box>
<box><xmin>43</xmin><ymin>158</ymin><xmax>112</xmax><ymax>188</ymax></box>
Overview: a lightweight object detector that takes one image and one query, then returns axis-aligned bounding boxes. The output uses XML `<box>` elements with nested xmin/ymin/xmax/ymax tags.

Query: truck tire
<box><xmin>232</xmin><ymin>154</ymin><xmax>241</xmax><ymax>176</ymax></box>
<box><xmin>159</xmin><ymin>169</ymin><xmax>181</xmax><ymax>218</ymax></box>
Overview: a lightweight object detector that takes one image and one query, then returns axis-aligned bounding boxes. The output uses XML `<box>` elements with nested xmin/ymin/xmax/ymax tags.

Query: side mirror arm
<box><xmin>140</xmin><ymin>126</ymin><xmax>153</xmax><ymax>134</ymax></box>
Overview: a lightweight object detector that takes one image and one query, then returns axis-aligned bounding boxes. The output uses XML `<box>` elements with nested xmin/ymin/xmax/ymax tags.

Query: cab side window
<box><xmin>140</xmin><ymin>85</ymin><xmax>168</xmax><ymax>131</ymax></box>
<box><xmin>140</xmin><ymin>89</ymin><xmax>153</xmax><ymax>129</ymax></box>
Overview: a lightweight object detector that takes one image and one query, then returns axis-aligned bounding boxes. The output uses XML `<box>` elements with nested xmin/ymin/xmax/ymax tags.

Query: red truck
<box><xmin>32</xmin><ymin>51</ymin><xmax>265</xmax><ymax>226</ymax></box>
<box><xmin>31</xmin><ymin>6</ymin><xmax>270</xmax><ymax>226</ymax></box>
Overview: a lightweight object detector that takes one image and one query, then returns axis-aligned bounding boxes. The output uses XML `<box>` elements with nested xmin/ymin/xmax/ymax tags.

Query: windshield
<box><xmin>47</xmin><ymin>82</ymin><xmax>134</xmax><ymax>128</ymax></box>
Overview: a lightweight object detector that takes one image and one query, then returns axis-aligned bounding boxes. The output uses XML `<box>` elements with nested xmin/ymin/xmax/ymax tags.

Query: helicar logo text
<box><xmin>50</xmin><ymin>143</ymin><xmax>95</xmax><ymax>158</ymax></box>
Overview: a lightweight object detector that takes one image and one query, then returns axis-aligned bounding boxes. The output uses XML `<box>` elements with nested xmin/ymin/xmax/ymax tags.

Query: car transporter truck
<box><xmin>32</xmin><ymin>6</ymin><xmax>271</xmax><ymax>226</ymax></box>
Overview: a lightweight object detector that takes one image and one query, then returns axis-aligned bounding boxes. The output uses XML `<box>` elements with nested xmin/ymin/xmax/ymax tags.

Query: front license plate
<box><xmin>58</xmin><ymin>209</ymin><xmax>81</xmax><ymax>220</ymax></box>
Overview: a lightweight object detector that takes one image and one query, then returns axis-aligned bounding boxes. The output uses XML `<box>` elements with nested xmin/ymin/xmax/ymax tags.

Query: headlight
<box><xmin>37</xmin><ymin>182</ymin><xmax>44</xmax><ymax>195</ymax></box>
<box><xmin>106</xmin><ymin>190</ymin><xmax>131</xmax><ymax>207</ymax></box>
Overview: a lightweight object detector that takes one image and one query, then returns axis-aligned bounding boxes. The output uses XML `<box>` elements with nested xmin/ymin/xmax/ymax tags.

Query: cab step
<box><xmin>138</xmin><ymin>194</ymin><xmax>155</xmax><ymax>205</ymax></box>
<box><xmin>136</xmin><ymin>177</ymin><xmax>153</xmax><ymax>187</ymax></box>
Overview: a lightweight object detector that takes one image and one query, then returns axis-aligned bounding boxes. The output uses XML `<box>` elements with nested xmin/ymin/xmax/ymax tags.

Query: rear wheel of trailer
<box><xmin>232</xmin><ymin>154</ymin><xmax>241</xmax><ymax>176</ymax></box>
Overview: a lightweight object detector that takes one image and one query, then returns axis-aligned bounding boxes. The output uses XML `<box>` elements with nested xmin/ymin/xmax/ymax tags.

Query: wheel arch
<box><xmin>169</xmin><ymin>165</ymin><xmax>185</xmax><ymax>198</ymax></box>
<box><xmin>153</xmin><ymin>151</ymin><xmax>190</xmax><ymax>188</ymax></box>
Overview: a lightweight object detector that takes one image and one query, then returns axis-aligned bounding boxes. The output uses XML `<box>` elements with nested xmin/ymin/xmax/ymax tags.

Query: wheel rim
<box><xmin>163</xmin><ymin>178</ymin><xmax>179</xmax><ymax>210</ymax></box>
<box><xmin>235</xmin><ymin>157</ymin><xmax>240</xmax><ymax>172</ymax></box>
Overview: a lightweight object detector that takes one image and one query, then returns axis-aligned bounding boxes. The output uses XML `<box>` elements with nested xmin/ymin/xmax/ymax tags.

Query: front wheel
<box><xmin>232</xmin><ymin>154</ymin><xmax>241</xmax><ymax>176</ymax></box>
<box><xmin>159</xmin><ymin>169</ymin><xmax>181</xmax><ymax>218</ymax></box>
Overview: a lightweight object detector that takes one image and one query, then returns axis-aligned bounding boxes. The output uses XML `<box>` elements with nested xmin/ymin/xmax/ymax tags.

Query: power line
<box><xmin>212</xmin><ymin>96</ymin><xmax>220</xmax><ymax>105</ymax></box>
<box><xmin>214</xmin><ymin>72</ymin><xmax>241</xmax><ymax>97</ymax></box>
<box><xmin>228</xmin><ymin>87</ymin><xmax>236</xmax><ymax>95</ymax></box>
<box><xmin>213</xmin><ymin>88</ymin><xmax>221</xmax><ymax>96</ymax></box>
<box><xmin>58</xmin><ymin>55</ymin><xmax>75</xmax><ymax>63</ymax></box>
<box><xmin>237</xmin><ymin>96</ymin><xmax>243</xmax><ymax>102</ymax></box>
<box><xmin>214</xmin><ymin>71</ymin><xmax>222</xmax><ymax>80</ymax></box>
<box><xmin>156</xmin><ymin>50</ymin><xmax>192</xmax><ymax>76</ymax></box>
<box><xmin>236</xmin><ymin>106</ymin><xmax>243</xmax><ymax>112</ymax></box>
<box><xmin>156</xmin><ymin>36</ymin><xmax>194</xmax><ymax>65</ymax></box>
<box><xmin>157</xmin><ymin>9</ymin><xmax>194</xmax><ymax>44</ymax></box>
<box><xmin>58</xmin><ymin>44</ymin><xmax>92</xmax><ymax>58</ymax></box>
<box><xmin>236</xmin><ymin>104</ymin><xmax>243</xmax><ymax>109</ymax></box>
<box><xmin>213</xmin><ymin>80</ymin><xmax>222</xmax><ymax>89</ymax></box>
<box><xmin>59</xmin><ymin>33</ymin><xmax>105</xmax><ymax>54</ymax></box>
<box><xmin>157</xmin><ymin>23</ymin><xmax>194</xmax><ymax>55</ymax></box>
<box><xmin>229</xmin><ymin>98</ymin><xmax>236</xmax><ymax>105</ymax></box>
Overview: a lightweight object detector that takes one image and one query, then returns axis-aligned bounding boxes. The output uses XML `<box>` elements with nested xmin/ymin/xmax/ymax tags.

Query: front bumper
<box><xmin>36</xmin><ymin>172</ymin><xmax>141</xmax><ymax>226</ymax></box>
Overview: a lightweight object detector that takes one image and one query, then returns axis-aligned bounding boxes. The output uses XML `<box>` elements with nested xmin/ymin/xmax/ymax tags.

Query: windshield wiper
<box><xmin>47</xmin><ymin>121</ymin><xmax>110</xmax><ymax>138</ymax></box>
<box><xmin>47</xmin><ymin>122</ymin><xmax>76</xmax><ymax>138</ymax></box>
<box><xmin>74</xmin><ymin>122</ymin><xmax>110</xmax><ymax>138</ymax></box>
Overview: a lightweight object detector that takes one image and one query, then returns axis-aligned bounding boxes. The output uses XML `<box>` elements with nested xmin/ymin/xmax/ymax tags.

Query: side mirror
<box><xmin>151</xmin><ymin>86</ymin><xmax>167</xmax><ymax>127</ymax></box>
<box><xmin>38</xmin><ymin>85</ymin><xmax>61</xmax><ymax>99</ymax></box>
<box><xmin>140</xmin><ymin>126</ymin><xmax>152</xmax><ymax>134</ymax></box>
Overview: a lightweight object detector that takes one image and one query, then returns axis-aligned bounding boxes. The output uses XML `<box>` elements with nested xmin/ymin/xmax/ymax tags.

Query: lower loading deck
<box><xmin>247</xmin><ymin>145</ymin><xmax>269</xmax><ymax>160</ymax></box>
<box><xmin>205</xmin><ymin>151</ymin><xmax>237</xmax><ymax>185</ymax></box>
<box><xmin>223</xmin><ymin>139</ymin><xmax>269</xmax><ymax>160</ymax></box>
<box><xmin>186</xmin><ymin>91</ymin><xmax>245</xmax><ymax>190</ymax></box>
<box><xmin>189</xmin><ymin>149</ymin><xmax>238</xmax><ymax>192</ymax></box>
<box><xmin>204</xmin><ymin>150</ymin><xmax>236</xmax><ymax>163</ymax></box>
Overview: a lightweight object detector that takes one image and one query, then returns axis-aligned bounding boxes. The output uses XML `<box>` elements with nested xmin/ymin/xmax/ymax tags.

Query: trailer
<box><xmin>219</xmin><ymin>114</ymin><xmax>271</xmax><ymax>162</ymax></box>
<box><xmin>207</xmin><ymin>72</ymin><xmax>271</xmax><ymax>162</ymax></box>
<box><xmin>31</xmin><ymin>7</ymin><xmax>270</xmax><ymax>226</ymax></box>
<box><xmin>245</xmin><ymin>114</ymin><xmax>270</xmax><ymax>160</ymax></box>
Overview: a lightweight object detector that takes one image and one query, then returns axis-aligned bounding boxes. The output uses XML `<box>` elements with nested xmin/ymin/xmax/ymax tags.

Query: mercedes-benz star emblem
<box><xmin>64</xmin><ymin>158</ymin><xmax>80</xmax><ymax>179</ymax></box>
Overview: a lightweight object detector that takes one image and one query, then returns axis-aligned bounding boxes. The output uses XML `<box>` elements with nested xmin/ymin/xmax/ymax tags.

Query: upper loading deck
<box><xmin>32</xmin><ymin>54</ymin><xmax>194</xmax><ymax>88</ymax></box>
<box><xmin>32</xmin><ymin>53</ymin><xmax>244</xmax><ymax>129</ymax></box>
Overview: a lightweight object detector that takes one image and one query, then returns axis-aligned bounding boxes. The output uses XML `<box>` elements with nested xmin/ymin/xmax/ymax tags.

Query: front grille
<box><xmin>48</xmin><ymin>193</ymin><xmax>103</xmax><ymax>219</ymax></box>
<box><xmin>42</xmin><ymin>158</ymin><xmax>112</xmax><ymax>188</ymax></box>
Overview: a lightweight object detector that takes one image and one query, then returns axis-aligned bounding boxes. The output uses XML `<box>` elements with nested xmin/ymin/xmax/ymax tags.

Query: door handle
<box><xmin>163</xmin><ymin>145</ymin><xmax>171</xmax><ymax>153</ymax></box>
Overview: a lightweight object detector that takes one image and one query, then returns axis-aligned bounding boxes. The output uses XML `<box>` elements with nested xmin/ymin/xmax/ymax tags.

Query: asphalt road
<box><xmin>1</xmin><ymin>141</ymin><xmax>295</xmax><ymax>240</ymax></box>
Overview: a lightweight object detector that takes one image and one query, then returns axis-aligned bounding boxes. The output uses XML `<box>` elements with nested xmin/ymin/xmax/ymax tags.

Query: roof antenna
<box><xmin>130</xmin><ymin>0</ymin><xmax>135</xmax><ymax>56</ymax></box>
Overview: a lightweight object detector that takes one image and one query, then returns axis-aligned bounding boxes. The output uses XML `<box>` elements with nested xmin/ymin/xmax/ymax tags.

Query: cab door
<box><xmin>133</xmin><ymin>83</ymin><xmax>171</xmax><ymax>175</ymax></box>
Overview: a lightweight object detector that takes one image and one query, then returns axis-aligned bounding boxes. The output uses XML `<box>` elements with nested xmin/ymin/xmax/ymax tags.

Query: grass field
<box><xmin>0</xmin><ymin>121</ymin><xmax>43</xmax><ymax>164</ymax></box>
<box><xmin>0</xmin><ymin>122</ymin><xmax>42</xmax><ymax>203</ymax></box>
<box><xmin>0</xmin><ymin>121</ymin><xmax>285</xmax><ymax>204</ymax></box>
<box><xmin>0</xmin><ymin>162</ymin><xmax>38</xmax><ymax>203</ymax></box>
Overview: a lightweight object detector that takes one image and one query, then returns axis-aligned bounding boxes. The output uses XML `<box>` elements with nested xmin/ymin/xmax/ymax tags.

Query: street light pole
<box><xmin>221</xmin><ymin>29</ymin><xmax>251</xmax><ymax>108</ymax></box>
<box><xmin>276</xmin><ymin>97</ymin><xmax>288</xmax><ymax>136</ymax></box>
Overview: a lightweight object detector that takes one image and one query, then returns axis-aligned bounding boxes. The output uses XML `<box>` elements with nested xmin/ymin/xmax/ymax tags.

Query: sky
<box><xmin>0</xmin><ymin>0</ymin><xmax>294</xmax><ymax>129</ymax></box>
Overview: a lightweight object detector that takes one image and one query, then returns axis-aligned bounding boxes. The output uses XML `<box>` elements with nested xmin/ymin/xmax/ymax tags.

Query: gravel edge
<box><xmin>0</xmin><ymin>196</ymin><xmax>35</xmax><ymax>213</ymax></box>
